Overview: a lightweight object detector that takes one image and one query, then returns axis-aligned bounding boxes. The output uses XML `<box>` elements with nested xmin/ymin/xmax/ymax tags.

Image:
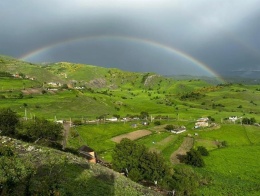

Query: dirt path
<box><xmin>111</xmin><ymin>130</ymin><xmax>152</xmax><ymax>143</ymax></box>
<box><xmin>62</xmin><ymin>122</ymin><xmax>70</xmax><ymax>149</ymax></box>
<box><xmin>170</xmin><ymin>137</ymin><xmax>194</xmax><ymax>164</ymax></box>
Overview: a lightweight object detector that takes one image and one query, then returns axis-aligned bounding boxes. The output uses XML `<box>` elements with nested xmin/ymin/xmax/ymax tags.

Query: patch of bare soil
<box><xmin>111</xmin><ymin>130</ymin><xmax>152</xmax><ymax>143</ymax></box>
<box><xmin>21</xmin><ymin>88</ymin><xmax>42</xmax><ymax>95</ymax></box>
<box><xmin>170</xmin><ymin>137</ymin><xmax>194</xmax><ymax>164</ymax></box>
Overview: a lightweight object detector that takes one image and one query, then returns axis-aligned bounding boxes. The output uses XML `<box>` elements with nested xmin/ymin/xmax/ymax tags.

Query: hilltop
<box><xmin>0</xmin><ymin>55</ymin><xmax>259</xmax><ymax>122</ymax></box>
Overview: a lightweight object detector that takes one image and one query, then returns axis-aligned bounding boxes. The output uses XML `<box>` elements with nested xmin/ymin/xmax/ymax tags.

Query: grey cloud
<box><xmin>1</xmin><ymin>0</ymin><xmax>260</xmax><ymax>78</ymax></box>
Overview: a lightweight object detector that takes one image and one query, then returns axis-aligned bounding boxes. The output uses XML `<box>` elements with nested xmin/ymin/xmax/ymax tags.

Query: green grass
<box><xmin>243</xmin><ymin>125</ymin><xmax>260</xmax><ymax>144</ymax></box>
<box><xmin>195</xmin><ymin>145</ymin><xmax>260</xmax><ymax>196</ymax></box>
<box><xmin>0</xmin><ymin>77</ymin><xmax>41</xmax><ymax>90</ymax></box>
<box><xmin>195</xmin><ymin>124</ymin><xmax>252</xmax><ymax>146</ymax></box>
<box><xmin>67</xmin><ymin>122</ymin><xmax>148</xmax><ymax>161</ymax></box>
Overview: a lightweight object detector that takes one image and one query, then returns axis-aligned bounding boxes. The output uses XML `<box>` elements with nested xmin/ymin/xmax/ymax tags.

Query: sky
<box><xmin>1</xmin><ymin>0</ymin><xmax>260</xmax><ymax>78</ymax></box>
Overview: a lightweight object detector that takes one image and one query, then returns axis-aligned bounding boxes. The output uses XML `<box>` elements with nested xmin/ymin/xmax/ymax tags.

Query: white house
<box><xmin>171</xmin><ymin>126</ymin><xmax>186</xmax><ymax>134</ymax></box>
<box><xmin>106</xmin><ymin>117</ymin><xmax>118</xmax><ymax>122</ymax></box>
<box><xmin>195</xmin><ymin>117</ymin><xmax>209</xmax><ymax>128</ymax></box>
<box><xmin>228</xmin><ymin>116</ymin><xmax>240</xmax><ymax>123</ymax></box>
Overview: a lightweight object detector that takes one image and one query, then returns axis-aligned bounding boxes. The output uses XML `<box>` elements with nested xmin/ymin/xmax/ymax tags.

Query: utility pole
<box><xmin>24</xmin><ymin>108</ymin><xmax>27</xmax><ymax>121</ymax></box>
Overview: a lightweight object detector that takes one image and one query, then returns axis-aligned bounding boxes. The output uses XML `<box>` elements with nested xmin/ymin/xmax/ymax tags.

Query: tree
<box><xmin>207</xmin><ymin>116</ymin><xmax>215</xmax><ymax>122</ymax></box>
<box><xmin>165</xmin><ymin>124</ymin><xmax>174</xmax><ymax>131</ymax></box>
<box><xmin>154</xmin><ymin>121</ymin><xmax>161</xmax><ymax>126</ymax></box>
<box><xmin>112</xmin><ymin>138</ymin><xmax>170</xmax><ymax>184</ymax></box>
<box><xmin>16</xmin><ymin>118</ymin><xmax>63</xmax><ymax>145</ymax></box>
<box><xmin>242</xmin><ymin>117</ymin><xmax>256</xmax><ymax>125</ymax></box>
<box><xmin>140</xmin><ymin>111</ymin><xmax>149</xmax><ymax>119</ymax></box>
<box><xmin>0</xmin><ymin>108</ymin><xmax>19</xmax><ymax>136</ymax></box>
<box><xmin>184</xmin><ymin>149</ymin><xmax>205</xmax><ymax>167</ymax></box>
<box><xmin>112</xmin><ymin>138</ymin><xmax>146</xmax><ymax>173</ymax></box>
<box><xmin>197</xmin><ymin>146</ymin><xmax>209</xmax><ymax>156</ymax></box>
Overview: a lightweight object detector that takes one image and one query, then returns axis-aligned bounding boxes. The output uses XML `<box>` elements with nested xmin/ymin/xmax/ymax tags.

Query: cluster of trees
<box><xmin>242</xmin><ymin>117</ymin><xmax>256</xmax><ymax>125</ymax></box>
<box><xmin>212</xmin><ymin>103</ymin><xmax>225</xmax><ymax>108</ymax></box>
<box><xmin>0</xmin><ymin>108</ymin><xmax>63</xmax><ymax>148</ymax></box>
<box><xmin>184</xmin><ymin>146</ymin><xmax>209</xmax><ymax>167</ymax></box>
<box><xmin>112</xmin><ymin>138</ymin><xmax>169</xmax><ymax>183</ymax></box>
<box><xmin>0</xmin><ymin>71</ymin><xmax>12</xmax><ymax>77</ymax></box>
<box><xmin>164</xmin><ymin>124</ymin><xmax>177</xmax><ymax>131</ymax></box>
<box><xmin>180</xmin><ymin>92</ymin><xmax>205</xmax><ymax>100</ymax></box>
<box><xmin>112</xmin><ymin>139</ymin><xmax>204</xmax><ymax>194</ymax></box>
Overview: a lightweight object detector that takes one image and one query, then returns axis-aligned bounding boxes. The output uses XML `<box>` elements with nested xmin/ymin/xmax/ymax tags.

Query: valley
<box><xmin>0</xmin><ymin>55</ymin><xmax>260</xmax><ymax>195</ymax></box>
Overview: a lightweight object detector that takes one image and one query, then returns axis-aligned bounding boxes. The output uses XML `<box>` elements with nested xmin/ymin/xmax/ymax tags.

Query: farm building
<box><xmin>78</xmin><ymin>145</ymin><xmax>96</xmax><ymax>163</ymax></box>
<box><xmin>106</xmin><ymin>117</ymin><xmax>118</xmax><ymax>122</ymax></box>
<box><xmin>195</xmin><ymin>117</ymin><xmax>209</xmax><ymax>128</ymax></box>
<box><xmin>171</xmin><ymin>126</ymin><xmax>186</xmax><ymax>134</ymax></box>
<box><xmin>228</xmin><ymin>116</ymin><xmax>241</xmax><ymax>123</ymax></box>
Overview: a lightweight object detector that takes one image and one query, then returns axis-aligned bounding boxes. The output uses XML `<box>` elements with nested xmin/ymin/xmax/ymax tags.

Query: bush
<box><xmin>169</xmin><ymin>166</ymin><xmax>200</xmax><ymax>195</ymax></box>
<box><xmin>70</xmin><ymin>129</ymin><xmax>79</xmax><ymax>138</ymax></box>
<box><xmin>165</xmin><ymin>124</ymin><xmax>174</xmax><ymax>131</ymax></box>
<box><xmin>0</xmin><ymin>108</ymin><xmax>19</xmax><ymax>136</ymax></box>
<box><xmin>112</xmin><ymin>138</ymin><xmax>170</xmax><ymax>184</ymax></box>
<box><xmin>184</xmin><ymin>149</ymin><xmax>205</xmax><ymax>167</ymax></box>
<box><xmin>197</xmin><ymin>146</ymin><xmax>209</xmax><ymax>156</ymax></box>
<box><xmin>154</xmin><ymin>121</ymin><xmax>161</xmax><ymax>126</ymax></box>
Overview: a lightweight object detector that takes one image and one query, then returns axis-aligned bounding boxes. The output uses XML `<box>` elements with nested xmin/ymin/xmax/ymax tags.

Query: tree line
<box><xmin>0</xmin><ymin>108</ymin><xmax>63</xmax><ymax>148</ymax></box>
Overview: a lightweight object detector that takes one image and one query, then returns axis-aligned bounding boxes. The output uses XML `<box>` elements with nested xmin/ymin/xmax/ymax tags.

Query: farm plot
<box><xmin>111</xmin><ymin>130</ymin><xmax>152</xmax><ymax>143</ymax></box>
<box><xmin>170</xmin><ymin>137</ymin><xmax>194</xmax><ymax>164</ymax></box>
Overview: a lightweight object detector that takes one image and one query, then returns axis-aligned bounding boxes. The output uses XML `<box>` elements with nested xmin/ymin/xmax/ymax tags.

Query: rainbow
<box><xmin>19</xmin><ymin>35</ymin><xmax>225</xmax><ymax>83</ymax></box>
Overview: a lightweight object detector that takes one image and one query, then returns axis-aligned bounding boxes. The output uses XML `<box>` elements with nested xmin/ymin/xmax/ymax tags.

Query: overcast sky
<box><xmin>1</xmin><ymin>0</ymin><xmax>260</xmax><ymax>78</ymax></box>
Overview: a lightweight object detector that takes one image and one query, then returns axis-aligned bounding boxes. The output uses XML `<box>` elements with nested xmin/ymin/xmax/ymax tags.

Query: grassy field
<box><xmin>195</xmin><ymin>145</ymin><xmax>260</xmax><ymax>195</ymax></box>
<box><xmin>66</xmin><ymin>122</ymin><xmax>260</xmax><ymax>195</ymax></box>
<box><xmin>67</xmin><ymin>122</ymin><xmax>154</xmax><ymax>161</ymax></box>
<box><xmin>193</xmin><ymin>124</ymin><xmax>260</xmax><ymax>195</ymax></box>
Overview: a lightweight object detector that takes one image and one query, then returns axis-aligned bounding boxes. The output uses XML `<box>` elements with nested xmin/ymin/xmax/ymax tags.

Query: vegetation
<box><xmin>0</xmin><ymin>108</ymin><xmax>19</xmax><ymax>136</ymax></box>
<box><xmin>184</xmin><ymin>149</ymin><xmax>205</xmax><ymax>167</ymax></box>
<box><xmin>0</xmin><ymin>55</ymin><xmax>260</xmax><ymax>195</ymax></box>
<box><xmin>112</xmin><ymin>138</ymin><xmax>202</xmax><ymax>195</ymax></box>
<box><xmin>112</xmin><ymin>138</ymin><xmax>170</xmax><ymax>184</ymax></box>
<box><xmin>0</xmin><ymin>108</ymin><xmax>63</xmax><ymax>149</ymax></box>
<box><xmin>0</xmin><ymin>138</ymin><xmax>160</xmax><ymax>196</ymax></box>
<box><xmin>242</xmin><ymin>117</ymin><xmax>256</xmax><ymax>125</ymax></box>
<box><xmin>197</xmin><ymin>146</ymin><xmax>209</xmax><ymax>156</ymax></box>
<box><xmin>16</xmin><ymin>117</ymin><xmax>63</xmax><ymax>145</ymax></box>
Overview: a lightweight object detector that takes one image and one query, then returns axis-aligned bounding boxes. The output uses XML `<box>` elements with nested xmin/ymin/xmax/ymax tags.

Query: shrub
<box><xmin>154</xmin><ymin>121</ymin><xmax>161</xmax><ymax>126</ymax></box>
<box><xmin>197</xmin><ymin>146</ymin><xmax>209</xmax><ymax>156</ymax></box>
<box><xmin>165</xmin><ymin>124</ymin><xmax>174</xmax><ymax>131</ymax></box>
<box><xmin>184</xmin><ymin>149</ymin><xmax>205</xmax><ymax>167</ymax></box>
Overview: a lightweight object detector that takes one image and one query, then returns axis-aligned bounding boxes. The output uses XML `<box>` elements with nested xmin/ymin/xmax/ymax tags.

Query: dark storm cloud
<box><xmin>1</xmin><ymin>0</ymin><xmax>260</xmax><ymax>77</ymax></box>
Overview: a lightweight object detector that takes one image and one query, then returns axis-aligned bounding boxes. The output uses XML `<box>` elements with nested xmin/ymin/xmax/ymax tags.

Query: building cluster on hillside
<box><xmin>195</xmin><ymin>117</ymin><xmax>209</xmax><ymax>128</ymax></box>
<box><xmin>12</xmin><ymin>73</ymin><xmax>35</xmax><ymax>80</ymax></box>
<box><xmin>47</xmin><ymin>82</ymin><xmax>62</xmax><ymax>87</ymax></box>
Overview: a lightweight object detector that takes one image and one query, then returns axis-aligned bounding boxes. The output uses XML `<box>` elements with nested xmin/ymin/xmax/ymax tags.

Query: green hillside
<box><xmin>0</xmin><ymin>136</ymin><xmax>160</xmax><ymax>196</ymax></box>
<box><xmin>1</xmin><ymin>55</ymin><xmax>260</xmax><ymax>195</ymax></box>
<box><xmin>0</xmin><ymin>55</ymin><xmax>259</xmax><ymax>121</ymax></box>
